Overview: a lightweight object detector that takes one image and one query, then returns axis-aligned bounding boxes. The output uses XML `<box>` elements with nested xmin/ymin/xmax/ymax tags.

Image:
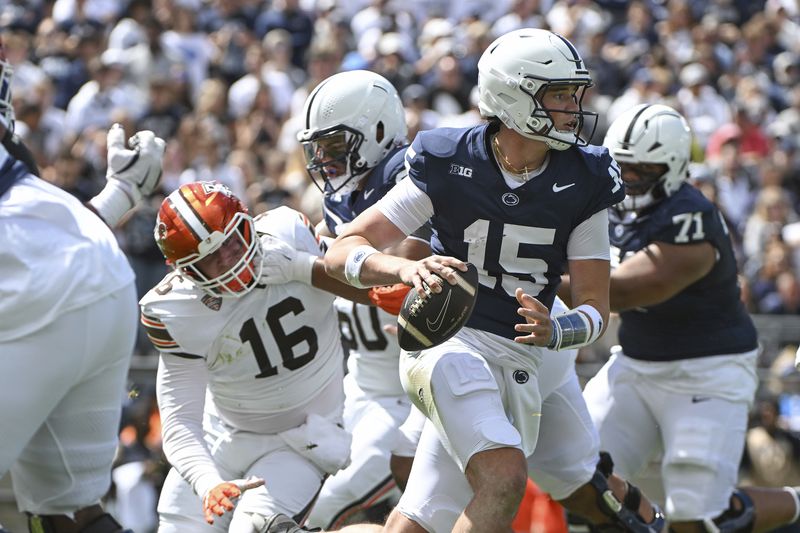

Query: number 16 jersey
<box><xmin>140</xmin><ymin>206</ymin><xmax>343</xmax><ymax>433</ymax></box>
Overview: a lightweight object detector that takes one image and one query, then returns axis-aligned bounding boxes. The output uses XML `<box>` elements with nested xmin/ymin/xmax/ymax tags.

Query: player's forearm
<box><xmin>157</xmin><ymin>356</ymin><xmax>225</xmax><ymax>497</ymax></box>
<box><xmin>310</xmin><ymin>258</ymin><xmax>373</xmax><ymax>304</ymax></box>
<box><xmin>324</xmin><ymin>234</ymin><xmax>414</xmax><ymax>288</ymax></box>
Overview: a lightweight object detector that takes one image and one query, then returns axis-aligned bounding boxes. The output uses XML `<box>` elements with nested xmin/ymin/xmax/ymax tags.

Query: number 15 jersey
<box><xmin>396</xmin><ymin>122</ymin><xmax>624</xmax><ymax>340</ymax></box>
<box><xmin>140</xmin><ymin>206</ymin><xmax>343</xmax><ymax>433</ymax></box>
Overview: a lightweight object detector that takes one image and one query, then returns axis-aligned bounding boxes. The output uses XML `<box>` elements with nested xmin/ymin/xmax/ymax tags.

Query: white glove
<box><xmin>89</xmin><ymin>123</ymin><xmax>166</xmax><ymax>227</ymax></box>
<box><xmin>260</xmin><ymin>235</ymin><xmax>318</xmax><ymax>285</ymax></box>
<box><xmin>107</xmin><ymin>123</ymin><xmax>166</xmax><ymax>202</ymax></box>
<box><xmin>795</xmin><ymin>345</ymin><xmax>800</xmax><ymax>371</ymax></box>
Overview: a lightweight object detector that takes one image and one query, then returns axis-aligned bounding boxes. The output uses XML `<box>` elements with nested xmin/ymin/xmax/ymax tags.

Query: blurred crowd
<box><xmin>4</xmin><ymin>0</ymin><xmax>800</xmax><ymax>529</ymax></box>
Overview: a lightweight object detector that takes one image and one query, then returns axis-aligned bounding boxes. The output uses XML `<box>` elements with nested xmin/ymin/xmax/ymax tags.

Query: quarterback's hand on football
<box><xmin>203</xmin><ymin>477</ymin><xmax>264</xmax><ymax>524</ymax></box>
<box><xmin>260</xmin><ymin>235</ymin><xmax>317</xmax><ymax>285</ymax></box>
<box><xmin>514</xmin><ymin>288</ymin><xmax>553</xmax><ymax>347</ymax></box>
<box><xmin>398</xmin><ymin>256</ymin><xmax>467</xmax><ymax>297</ymax></box>
<box><xmin>106</xmin><ymin>123</ymin><xmax>166</xmax><ymax>203</ymax></box>
<box><xmin>368</xmin><ymin>283</ymin><xmax>411</xmax><ymax>315</ymax></box>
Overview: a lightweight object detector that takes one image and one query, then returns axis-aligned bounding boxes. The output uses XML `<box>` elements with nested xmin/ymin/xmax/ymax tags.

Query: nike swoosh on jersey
<box><xmin>552</xmin><ymin>182</ymin><xmax>576</xmax><ymax>193</ymax></box>
<box><xmin>425</xmin><ymin>290</ymin><xmax>452</xmax><ymax>332</ymax></box>
<box><xmin>363</xmin><ymin>188</ymin><xmax>375</xmax><ymax>200</ymax></box>
<box><xmin>691</xmin><ymin>396</ymin><xmax>712</xmax><ymax>403</ymax></box>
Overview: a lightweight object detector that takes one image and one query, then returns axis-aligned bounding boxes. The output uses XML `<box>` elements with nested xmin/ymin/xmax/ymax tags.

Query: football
<box><xmin>397</xmin><ymin>263</ymin><xmax>479</xmax><ymax>351</ymax></box>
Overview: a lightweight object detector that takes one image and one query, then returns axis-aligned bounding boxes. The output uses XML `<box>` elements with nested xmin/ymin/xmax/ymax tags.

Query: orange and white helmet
<box><xmin>154</xmin><ymin>181</ymin><xmax>262</xmax><ymax>297</ymax></box>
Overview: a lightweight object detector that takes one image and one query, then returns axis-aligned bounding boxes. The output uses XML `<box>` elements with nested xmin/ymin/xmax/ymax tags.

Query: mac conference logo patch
<box><xmin>201</xmin><ymin>294</ymin><xmax>222</xmax><ymax>311</ymax></box>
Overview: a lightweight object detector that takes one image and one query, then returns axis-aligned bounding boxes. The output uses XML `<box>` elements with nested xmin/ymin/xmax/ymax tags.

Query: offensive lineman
<box><xmin>571</xmin><ymin>104</ymin><xmax>800</xmax><ymax>533</ymax></box>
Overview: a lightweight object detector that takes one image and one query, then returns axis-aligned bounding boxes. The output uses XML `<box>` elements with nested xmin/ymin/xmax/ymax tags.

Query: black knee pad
<box><xmin>589</xmin><ymin>470</ymin><xmax>666</xmax><ymax>533</ymax></box>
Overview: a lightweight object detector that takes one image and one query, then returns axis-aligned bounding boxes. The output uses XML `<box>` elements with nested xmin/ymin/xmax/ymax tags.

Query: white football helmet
<box><xmin>603</xmin><ymin>104</ymin><xmax>692</xmax><ymax>212</ymax></box>
<box><xmin>297</xmin><ymin>70</ymin><xmax>407</xmax><ymax>196</ymax></box>
<box><xmin>477</xmin><ymin>28</ymin><xmax>596</xmax><ymax>150</ymax></box>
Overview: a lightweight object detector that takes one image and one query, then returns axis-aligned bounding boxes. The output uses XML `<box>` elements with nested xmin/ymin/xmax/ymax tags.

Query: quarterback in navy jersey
<box><xmin>326</xmin><ymin>29</ymin><xmax>664</xmax><ymax>533</ymax></box>
<box><xmin>570</xmin><ymin>104</ymin><xmax>800</xmax><ymax>533</ymax></box>
<box><xmin>297</xmin><ymin>70</ymin><xmax>433</xmax><ymax>529</ymax></box>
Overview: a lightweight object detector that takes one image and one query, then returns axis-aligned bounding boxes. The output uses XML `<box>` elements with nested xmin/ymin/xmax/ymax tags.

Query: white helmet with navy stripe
<box><xmin>297</xmin><ymin>70</ymin><xmax>407</xmax><ymax>196</ymax></box>
<box><xmin>603</xmin><ymin>104</ymin><xmax>692</xmax><ymax>212</ymax></box>
<box><xmin>477</xmin><ymin>28</ymin><xmax>596</xmax><ymax>150</ymax></box>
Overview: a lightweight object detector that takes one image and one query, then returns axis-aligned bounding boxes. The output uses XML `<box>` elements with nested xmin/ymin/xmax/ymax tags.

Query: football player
<box><xmin>141</xmin><ymin>181</ymin><xmax>382</xmax><ymax>533</ymax></box>
<box><xmin>324</xmin><ymin>29</ymin><xmax>664</xmax><ymax>533</ymax></box>
<box><xmin>572</xmin><ymin>104</ymin><xmax>800</xmax><ymax>533</ymax></box>
<box><xmin>0</xmin><ymin>39</ymin><xmax>166</xmax><ymax>533</ymax></box>
<box><xmin>296</xmin><ymin>69</ymin><xmax>431</xmax><ymax>528</ymax></box>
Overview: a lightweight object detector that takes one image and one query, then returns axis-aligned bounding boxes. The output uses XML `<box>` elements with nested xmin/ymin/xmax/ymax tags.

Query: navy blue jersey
<box><xmin>610</xmin><ymin>183</ymin><xmax>758</xmax><ymax>361</ymax></box>
<box><xmin>323</xmin><ymin>145</ymin><xmax>408</xmax><ymax>234</ymax></box>
<box><xmin>406</xmin><ymin>122</ymin><xmax>624</xmax><ymax>340</ymax></box>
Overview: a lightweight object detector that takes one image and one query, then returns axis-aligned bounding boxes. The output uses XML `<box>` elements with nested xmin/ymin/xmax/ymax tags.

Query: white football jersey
<box><xmin>335</xmin><ymin>298</ymin><xmax>404</xmax><ymax>397</ymax></box>
<box><xmin>141</xmin><ymin>206</ymin><xmax>344</xmax><ymax>433</ymax></box>
<box><xmin>0</xmin><ymin>175</ymin><xmax>135</xmax><ymax>342</ymax></box>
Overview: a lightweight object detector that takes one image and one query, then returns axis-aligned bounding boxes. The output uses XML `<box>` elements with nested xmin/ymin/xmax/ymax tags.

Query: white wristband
<box><xmin>344</xmin><ymin>245</ymin><xmax>379</xmax><ymax>288</ymax></box>
<box><xmin>575</xmin><ymin>304</ymin><xmax>604</xmax><ymax>345</ymax></box>
<box><xmin>293</xmin><ymin>252</ymin><xmax>317</xmax><ymax>285</ymax></box>
<box><xmin>88</xmin><ymin>179</ymin><xmax>136</xmax><ymax>227</ymax></box>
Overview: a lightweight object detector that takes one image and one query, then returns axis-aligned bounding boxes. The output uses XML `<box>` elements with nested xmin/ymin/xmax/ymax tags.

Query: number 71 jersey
<box><xmin>140</xmin><ymin>207</ymin><xmax>343</xmax><ymax>429</ymax></box>
<box><xmin>609</xmin><ymin>183</ymin><xmax>757</xmax><ymax>361</ymax></box>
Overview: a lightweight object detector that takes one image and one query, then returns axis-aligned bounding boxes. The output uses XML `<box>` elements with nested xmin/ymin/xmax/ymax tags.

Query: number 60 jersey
<box><xmin>140</xmin><ymin>207</ymin><xmax>343</xmax><ymax>433</ymax></box>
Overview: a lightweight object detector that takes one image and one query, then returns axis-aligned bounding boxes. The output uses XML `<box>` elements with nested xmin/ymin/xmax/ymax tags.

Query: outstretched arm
<box><xmin>87</xmin><ymin>123</ymin><xmax>166</xmax><ymax>227</ymax></box>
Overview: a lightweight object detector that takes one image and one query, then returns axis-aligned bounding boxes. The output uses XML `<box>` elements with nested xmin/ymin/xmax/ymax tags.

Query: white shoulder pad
<box><xmin>255</xmin><ymin>206</ymin><xmax>323</xmax><ymax>257</ymax></box>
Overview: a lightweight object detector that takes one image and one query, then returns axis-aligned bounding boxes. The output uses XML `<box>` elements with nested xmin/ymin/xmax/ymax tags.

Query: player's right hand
<box><xmin>398</xmin><ymin>255</ymin><xmax>467</xmax><ymax>296</ymax></box>
<box><xmin>202</xmin><ymin>477</ymin><xmax>264</xmax><ymax>524</ymax></box>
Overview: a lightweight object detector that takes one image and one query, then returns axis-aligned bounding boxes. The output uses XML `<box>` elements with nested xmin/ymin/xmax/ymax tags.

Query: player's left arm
<box><xmin>87</xmin><ymin>123</ymin><xmax>166</xmax><ymax>227</ymax></box>
<box><xmin>518</xmin><ymin>209</ymin><xmax>612</xmax><ymax>349</ymax></box>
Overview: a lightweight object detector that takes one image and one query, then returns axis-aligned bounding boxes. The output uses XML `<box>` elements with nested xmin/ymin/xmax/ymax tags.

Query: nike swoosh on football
<box><xmin>426</xmin><ymin>290</ymin><xmax>452</xmax><ymax>332</ymax></box>
<box><xmin>552</xmin><ymin>182</ymin><xmax>575</xmax><ymax>193</ymax></box>
<box><xmin>363</xmin><ymin>189</ymin><xmax>375</xmax><ymax>200</ymax></box>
